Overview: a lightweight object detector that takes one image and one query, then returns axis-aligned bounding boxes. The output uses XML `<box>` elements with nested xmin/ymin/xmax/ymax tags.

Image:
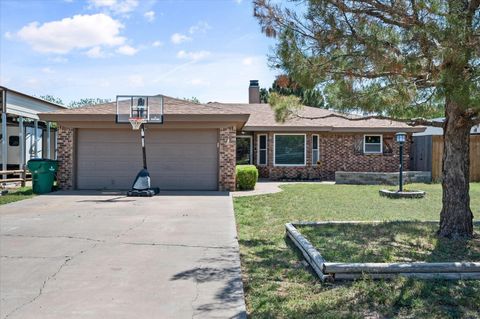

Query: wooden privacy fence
<box><xmin>432</xmin><ymin>135</ymin><xmax>480</xmax><ymax>182</ymax></box>
<box><xmin>0</xmin><ymin>167</ymin><xmax>32</xmax><ymax>187</ymax></box>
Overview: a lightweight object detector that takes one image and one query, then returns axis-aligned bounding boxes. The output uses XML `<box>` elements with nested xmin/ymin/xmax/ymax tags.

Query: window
<box><xmin>312</xmin><ymin>135</ymin><xmax>319</xmax><ymax>164</ymax></box>
<box><xmin>364</xmin><ymin>135</ymin><xmax>383</xmax><ymax>154</ymax></box>
<box><xmin>274</xmin><ymin>134</ymin><xmax>306</xmax><ymax>166</ymax></box>
<box><xmin>236</xmin><ymin>136</ymin><xmax>252</xmax><ymax>165</ymax></box>
<box><xmin>257</xmin><ymin>134</ymin><xmax>267</xmax><ymax>165</ymax></box>
<box><xmin>9</xmin><ymin>136</ymin><xmax>19</xmax><ymax>146</ymax></box>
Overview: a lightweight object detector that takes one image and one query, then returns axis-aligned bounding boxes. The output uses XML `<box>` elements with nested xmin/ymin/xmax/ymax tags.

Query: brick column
<box><xmin>57</xmin><ymin>126</ymin><xmax>74</xmax><ymax>190</ymax></box>
<box><xmin>219</xmin><ymin>126</ymin><xmax>236</xmax><ymax>191</ymax></box>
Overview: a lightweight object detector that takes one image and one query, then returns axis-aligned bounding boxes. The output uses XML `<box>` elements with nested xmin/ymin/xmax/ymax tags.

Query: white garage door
<box><xmin>76</xmin><ymin>129</ymin><xmax>219</xmax><ymax>190</ymax></box>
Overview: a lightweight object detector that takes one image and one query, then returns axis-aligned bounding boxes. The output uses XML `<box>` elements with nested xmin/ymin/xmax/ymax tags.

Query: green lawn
<box><xmin>234</xmin><ymin>183</ymin><xmax>480</xmax><ymax>319</ymax></box>
<box><xmin>0</xmin><ymin>187</ymin><xmax>35</xmax><ymax>205</ymax></box>
<box><xmin>299</xmin><ymin>221</ymin><xmax>480</xmax><ymax>263</ymax></box>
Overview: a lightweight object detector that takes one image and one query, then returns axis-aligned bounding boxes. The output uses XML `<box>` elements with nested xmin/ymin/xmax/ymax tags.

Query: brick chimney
<box><xmin>248</xmin><ymin>80</ymin><xmax>260</xmax><ymax>104</ymax></box>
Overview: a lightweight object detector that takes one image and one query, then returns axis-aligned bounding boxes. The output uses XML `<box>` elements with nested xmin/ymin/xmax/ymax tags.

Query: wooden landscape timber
<box><xmin>285</xmin><ymin>221</ymin><xmax>480</xmax><ymax>282</ymax></box>
<box><xmin>324</xmin><ymin>262</ymin><xmax>480</xmax><ymax>274</ymax></box>
<box><xmin>285</xmin><ymin>223</ymin><xmax>333</xmax><ymax>282</ymax></box>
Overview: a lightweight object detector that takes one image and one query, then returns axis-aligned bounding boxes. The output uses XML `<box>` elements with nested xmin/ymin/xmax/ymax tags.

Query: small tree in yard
<box><xmin>254</xmin><ymin>0</ymin><xmax>480</xmax><ymax>238</ymax></box>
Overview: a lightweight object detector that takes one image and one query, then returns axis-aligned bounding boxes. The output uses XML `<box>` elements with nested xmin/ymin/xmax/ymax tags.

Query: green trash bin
<box><xmin>27</xmin><ymin>159</ymin><xmax>58</xmax><ymax>194</ymax></box>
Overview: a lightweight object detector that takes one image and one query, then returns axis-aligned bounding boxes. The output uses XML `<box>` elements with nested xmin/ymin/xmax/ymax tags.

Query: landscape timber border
<box><xmin>285</xmin><ymin>220</ymin><xmax>480</xmax><ymax>282</ymax></box>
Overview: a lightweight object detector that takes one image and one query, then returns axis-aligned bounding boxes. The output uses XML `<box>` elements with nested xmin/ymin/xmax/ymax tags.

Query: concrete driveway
<box><xmin>0</xmin><ymin>191</ymin><xmax>246</xmax><ymax>319</ymax></box>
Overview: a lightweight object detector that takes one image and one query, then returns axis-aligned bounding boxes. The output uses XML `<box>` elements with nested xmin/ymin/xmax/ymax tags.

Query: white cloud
<box><xmin>234</xmin><ymin>0</ymin><xmax>243</xmax><ymax>4</ymax></box>
<box><xmin>86</xmin><ymin>46</ymin><xmax>107</xmax><ymax>58</ymax></box>
<box><xmin>1</xmin><ymin>54</ymin><xmax>275</xmax><ymax>105</ymax></box>
<box><xmin>26</xmin><ymin>77</ymin><xmax>40</xmax><ymax>87</ymax></box>
<box><xmin>152</xmin><ymin>40</ymin><xmax>163</xmax><ymax>47</ymax></box>
<box><xmin>128</xmin><ymin>74</ymin><xmax>144</xmax><ymax>87</ymax></box>
<box><xmin>144</xmin><ymin>11</ymin><xmax>155</xmax><ymax>22</ymax></box>
<box><xmin>170</xmin><ymin>33</ymin><xmax>191</xmax><ymax>44</ymax></box>
<box><xmin>49</xmin><ymin>56</ymin><xmax>69</xmax><ymax>63</ymax></box>
<box><xmin>17</xmin><ymin>14</ymin><xmax>125</xmax><ymax>54</ymax></box>
<box><xmin>0</xmin><ymin>76</ymin><xmax>11</xmax><ymax>86</ymax></box>
<box><xmin>189</xmin><ymin>78</ymin><xmax>211</xmax><ymax>86</ymax></box>
<box><xmin>4</xmin><ymin>31</ymin><xmax>12</xmax><ymax>39</ymax></box>
<box><xmin>41</xmin><ymin>67</ymin><xmax>54</xmax><ymax>74</ymax></box>
<box><xmin>116</xmin><ymin>45</ymin><xmax>138</xmax><ymax>56</ymax></box>
<box><xmin>242</xmin><ymin>57</ymin><xmax>254</xmax><ymax>65</ymax></box>
<box><xmin>188</xmin><ymin>21</ymin><xmax>211</xmax><ymax>34</ymax></box>
<box><xmin>88</xmin><ymin>0</ymin><xmax>139</xmax><ymax>14</ymax></box>
<box><xmin>176</xmin><ymin>50</ymin><xmax>211</xmax><ymax>61</ymax></box>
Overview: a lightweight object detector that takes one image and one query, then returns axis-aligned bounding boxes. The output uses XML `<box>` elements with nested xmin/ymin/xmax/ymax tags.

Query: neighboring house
<box><xmin>39</xmin><ymin>81</ymin><xmax>424</xmax><ymax>191</ymax></box>
<box><xmin>1</xmin><ymin>87</ymin><xmax>64</xmax><ymax>173</ymax></box>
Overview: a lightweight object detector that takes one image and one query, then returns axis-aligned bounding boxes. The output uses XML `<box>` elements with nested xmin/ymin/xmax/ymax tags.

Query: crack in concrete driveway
<box><xmin>0</xmin><ymin>192</ymin><xmax>246</xmax><ymax>319</ymax></box>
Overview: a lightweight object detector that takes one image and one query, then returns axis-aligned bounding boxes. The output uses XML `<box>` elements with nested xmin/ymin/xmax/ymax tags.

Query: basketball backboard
<box><xmin>115</xmin><ymin>95</ymin><xmax>164</xmax><ymax>124</ymax></box>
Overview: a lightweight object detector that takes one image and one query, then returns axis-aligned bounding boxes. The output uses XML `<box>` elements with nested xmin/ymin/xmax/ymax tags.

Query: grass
<box><xmin>234</xmin><ymin>183</ymin><xmax>480</xmax><ymax>318</ymax></box>
<box><xmin>299</xmin><ymin>221</ymin><xmax>480</xmax><ymax>263</ymax></box>
<box><xmin>0</xmin><ymin>187</ymin><xmax>35</xmax><ymax>205</ymax></box>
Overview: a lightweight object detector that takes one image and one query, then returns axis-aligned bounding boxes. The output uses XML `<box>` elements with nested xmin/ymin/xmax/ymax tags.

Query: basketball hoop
<box><xmin>129</xmin><ymin>117</ymin><xmax>146</xmax><ymax>130</ymax></box>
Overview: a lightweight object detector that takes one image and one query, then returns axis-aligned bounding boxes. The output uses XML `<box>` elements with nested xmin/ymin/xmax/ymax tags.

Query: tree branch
<box><xmin>285</xmin><ymin>110</ymin><xmax>444</xmax><ymax>127</ymax></box>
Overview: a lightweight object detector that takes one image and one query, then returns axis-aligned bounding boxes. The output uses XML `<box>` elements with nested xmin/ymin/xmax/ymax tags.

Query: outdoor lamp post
<box><xmin>395</xmin><ymin>132</ymin><xmax>407</xmax><ymax>192</ymax></box>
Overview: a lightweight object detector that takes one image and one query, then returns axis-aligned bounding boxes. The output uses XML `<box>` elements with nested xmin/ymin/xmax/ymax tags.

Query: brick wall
<box><xmin>251</xmin><ymin>132</ymin><xmax>411</xmax><ymax>181</ymax></box>
<box><xmin>219</xmin><ymin>126</ymin><xmax>236</xmax><ymax>191</ymax></box>
<box><xmin>57</xmin><ymin>126</ymin><xmax>74</xmax><ymax>190</ymax></box>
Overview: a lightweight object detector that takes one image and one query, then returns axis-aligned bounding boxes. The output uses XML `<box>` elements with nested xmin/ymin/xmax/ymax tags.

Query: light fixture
<box><xmin>395</xmin><ymin>132</ymin><xmax>407</xmax><ymax>144</ymax></box>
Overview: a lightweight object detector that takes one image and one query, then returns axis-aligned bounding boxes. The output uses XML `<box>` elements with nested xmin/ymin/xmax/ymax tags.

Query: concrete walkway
<box><xmin>232</xmin><ymin>180</ymin><xmax>335</xmax><ymax>197</ymax></box>
<box><xmin>0</xmin><ymin>191</ymin><xmax>246</xmax><ymax>319</ymax></box>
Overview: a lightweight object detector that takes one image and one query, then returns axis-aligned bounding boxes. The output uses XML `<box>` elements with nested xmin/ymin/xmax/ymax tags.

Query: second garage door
<box><xmin>77</xmin><ymin>128</ymin><xmax>219</xmax><ymax>190</ymax></box>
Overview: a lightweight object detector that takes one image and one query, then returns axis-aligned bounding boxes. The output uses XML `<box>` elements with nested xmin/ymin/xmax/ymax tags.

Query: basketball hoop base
<box><xmin>127</xmin><ymin>188</ymin><xmax>159</xmax><ymax>197</ymax></box>
<box><xmin>126</xmin><ymin>168</ymin><xmax>160</xmax><ymax>197</ymax></box>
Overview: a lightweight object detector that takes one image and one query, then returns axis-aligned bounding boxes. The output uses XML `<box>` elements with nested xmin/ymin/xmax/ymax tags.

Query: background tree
<box><xmin>39</xmin><ymin>96</ymin><xmax>111</xmax><ymax>108</ymax></box>
<box><xmin>69</xmin><ymin>98</ymin><xmax>111</xmax><ymax>108</ymax></box>
<box><xmin>39</xmin><ymin>95</ymin><xmax>64</xmax><ymax>106</ymax></box>
<box><xmin>259</xmin><ymin>74</ymin><xmax>325</xmax><ymax>106</ymax></box>
<box><xmin>271</xmin><ymin>74</ymin><xmax>324</xmax><ymax>108</ymax></box>
<box><xmin>260</xmin><ymin>88</ymin><xmax>270</xmax><ymax>103</ymax></box>
<box><xmin>254</xmin><ymin>0</ymin><xmax>480</xmax><ymax>238</ymax></box>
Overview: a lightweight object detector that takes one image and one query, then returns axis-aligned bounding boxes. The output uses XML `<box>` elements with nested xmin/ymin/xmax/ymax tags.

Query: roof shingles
<box><xmin>44</xmin><ymin>95</ymin><xmax>421</xmax><ymax>131</ymax></box>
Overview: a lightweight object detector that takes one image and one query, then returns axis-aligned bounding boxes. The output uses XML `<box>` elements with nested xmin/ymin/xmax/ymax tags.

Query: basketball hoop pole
<box><xmin>140</xmin><ymin>123</ymin><xmax>147</xmax><ymax>169</ymax></box>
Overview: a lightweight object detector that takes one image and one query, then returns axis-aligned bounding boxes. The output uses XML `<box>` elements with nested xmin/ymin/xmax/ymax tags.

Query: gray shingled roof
<box><xmin>44</xmin><ymin>95</ymin><xmax>423</xmax><ymax>131</ymax></box>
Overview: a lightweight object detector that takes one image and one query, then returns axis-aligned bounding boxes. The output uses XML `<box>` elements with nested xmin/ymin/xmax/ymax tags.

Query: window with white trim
<box><xmin>257</xmin><ymin>134</ymin><xmax>268</xmax><ymax>165</ymax></box>
<box><xmin>312</xmin><ymin>135</ymin><xmax>319</xmax><ymax>164</ymax></box>
<box><xmin>363</xmin><ymin>135</ymin><xmax>383</xmax><ymax>154</ymax></box>
<box><xmin>274</xmin><ymin>134</ymin><xmax>306</xmax><ymax>166</ymax></box>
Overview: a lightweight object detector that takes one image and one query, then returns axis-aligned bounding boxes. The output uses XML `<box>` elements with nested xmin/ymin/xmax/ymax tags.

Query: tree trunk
<box><xmin>438</xmin><ymin>101</ymin><xmax>474</xmax><ymax>238</ymax></box>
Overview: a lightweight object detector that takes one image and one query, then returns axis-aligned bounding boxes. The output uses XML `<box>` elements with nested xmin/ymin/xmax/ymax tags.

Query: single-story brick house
<box><xmin>39</xmin><ymin>82</ymin><xmax>424</xmax><ymax>191</ymax></box>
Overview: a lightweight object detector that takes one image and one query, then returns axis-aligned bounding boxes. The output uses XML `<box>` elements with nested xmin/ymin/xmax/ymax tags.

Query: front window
<box><xmin>274</xmin><ymin>134</ymin><xmax>306</xmax><ymax>166</ymax></box>
<box><xmin>364</xmin><ymin>135</ymin><xmax>383</xmax><ymax>154</ymax></box>
<box><xmin>236</xmin><ymin>136</ymin><xmax>252</xmax><ymax>165</ymax></box>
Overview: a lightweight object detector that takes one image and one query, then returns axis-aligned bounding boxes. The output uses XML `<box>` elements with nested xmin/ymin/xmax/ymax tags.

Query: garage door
<box><xmin>76</xmin><ymin>129</ymin><xmax>219</xmax><ymax>190</ymax></box>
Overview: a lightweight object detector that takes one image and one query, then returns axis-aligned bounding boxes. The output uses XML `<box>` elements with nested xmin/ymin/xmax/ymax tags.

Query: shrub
<box><xmin>236</xmin><ymin>165</ymin><xmax>258</xmax><ymax>191</ymax></box>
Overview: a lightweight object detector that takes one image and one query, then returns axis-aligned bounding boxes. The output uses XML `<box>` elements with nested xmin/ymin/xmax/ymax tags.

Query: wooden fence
<box><xmin>432</xmin><ymin>135</ymin><xmax>480</xmax><ymax>182</ymax></box>
<box><xmin>0</xmin><ymin>167</ymin><xmax>32</xmax><ymax>187</ymax></box>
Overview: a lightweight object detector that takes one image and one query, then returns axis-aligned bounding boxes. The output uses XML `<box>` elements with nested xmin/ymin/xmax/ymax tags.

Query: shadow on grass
<box><xmin>239</xmin><ymin>223</ymin><xmax>480</xmax><ymax>318</ymax></box>
<box><xmin>298</xmin><ymin>221</ymin><xmax>480</xmax><ymax>263</ymax></box>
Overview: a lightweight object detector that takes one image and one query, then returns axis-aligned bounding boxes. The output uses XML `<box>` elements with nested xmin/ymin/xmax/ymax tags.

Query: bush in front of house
<box><xmin>236</xmin><ymin>165</ymin><xmax>259</xmax><ymax>191</ymax></box>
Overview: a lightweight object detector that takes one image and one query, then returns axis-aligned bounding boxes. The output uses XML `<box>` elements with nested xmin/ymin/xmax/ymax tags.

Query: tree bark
<box><xmin>438</xmin><ymin>101</ymin><xmax>474</xmax><ymax>238</ymax></box>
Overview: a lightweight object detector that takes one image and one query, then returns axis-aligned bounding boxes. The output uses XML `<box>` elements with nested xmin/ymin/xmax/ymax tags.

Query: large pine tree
<box><xmin>254</xmin><ymin>0</ymin><xmax>480</xmax><ymax>238</ymax></box>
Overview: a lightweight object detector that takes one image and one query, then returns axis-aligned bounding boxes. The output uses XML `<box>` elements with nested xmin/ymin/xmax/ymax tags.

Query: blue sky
<box><xmin>0</xmin><ymin>0</ymin><xmax>277</xmax><ymax>104</ymax></box>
